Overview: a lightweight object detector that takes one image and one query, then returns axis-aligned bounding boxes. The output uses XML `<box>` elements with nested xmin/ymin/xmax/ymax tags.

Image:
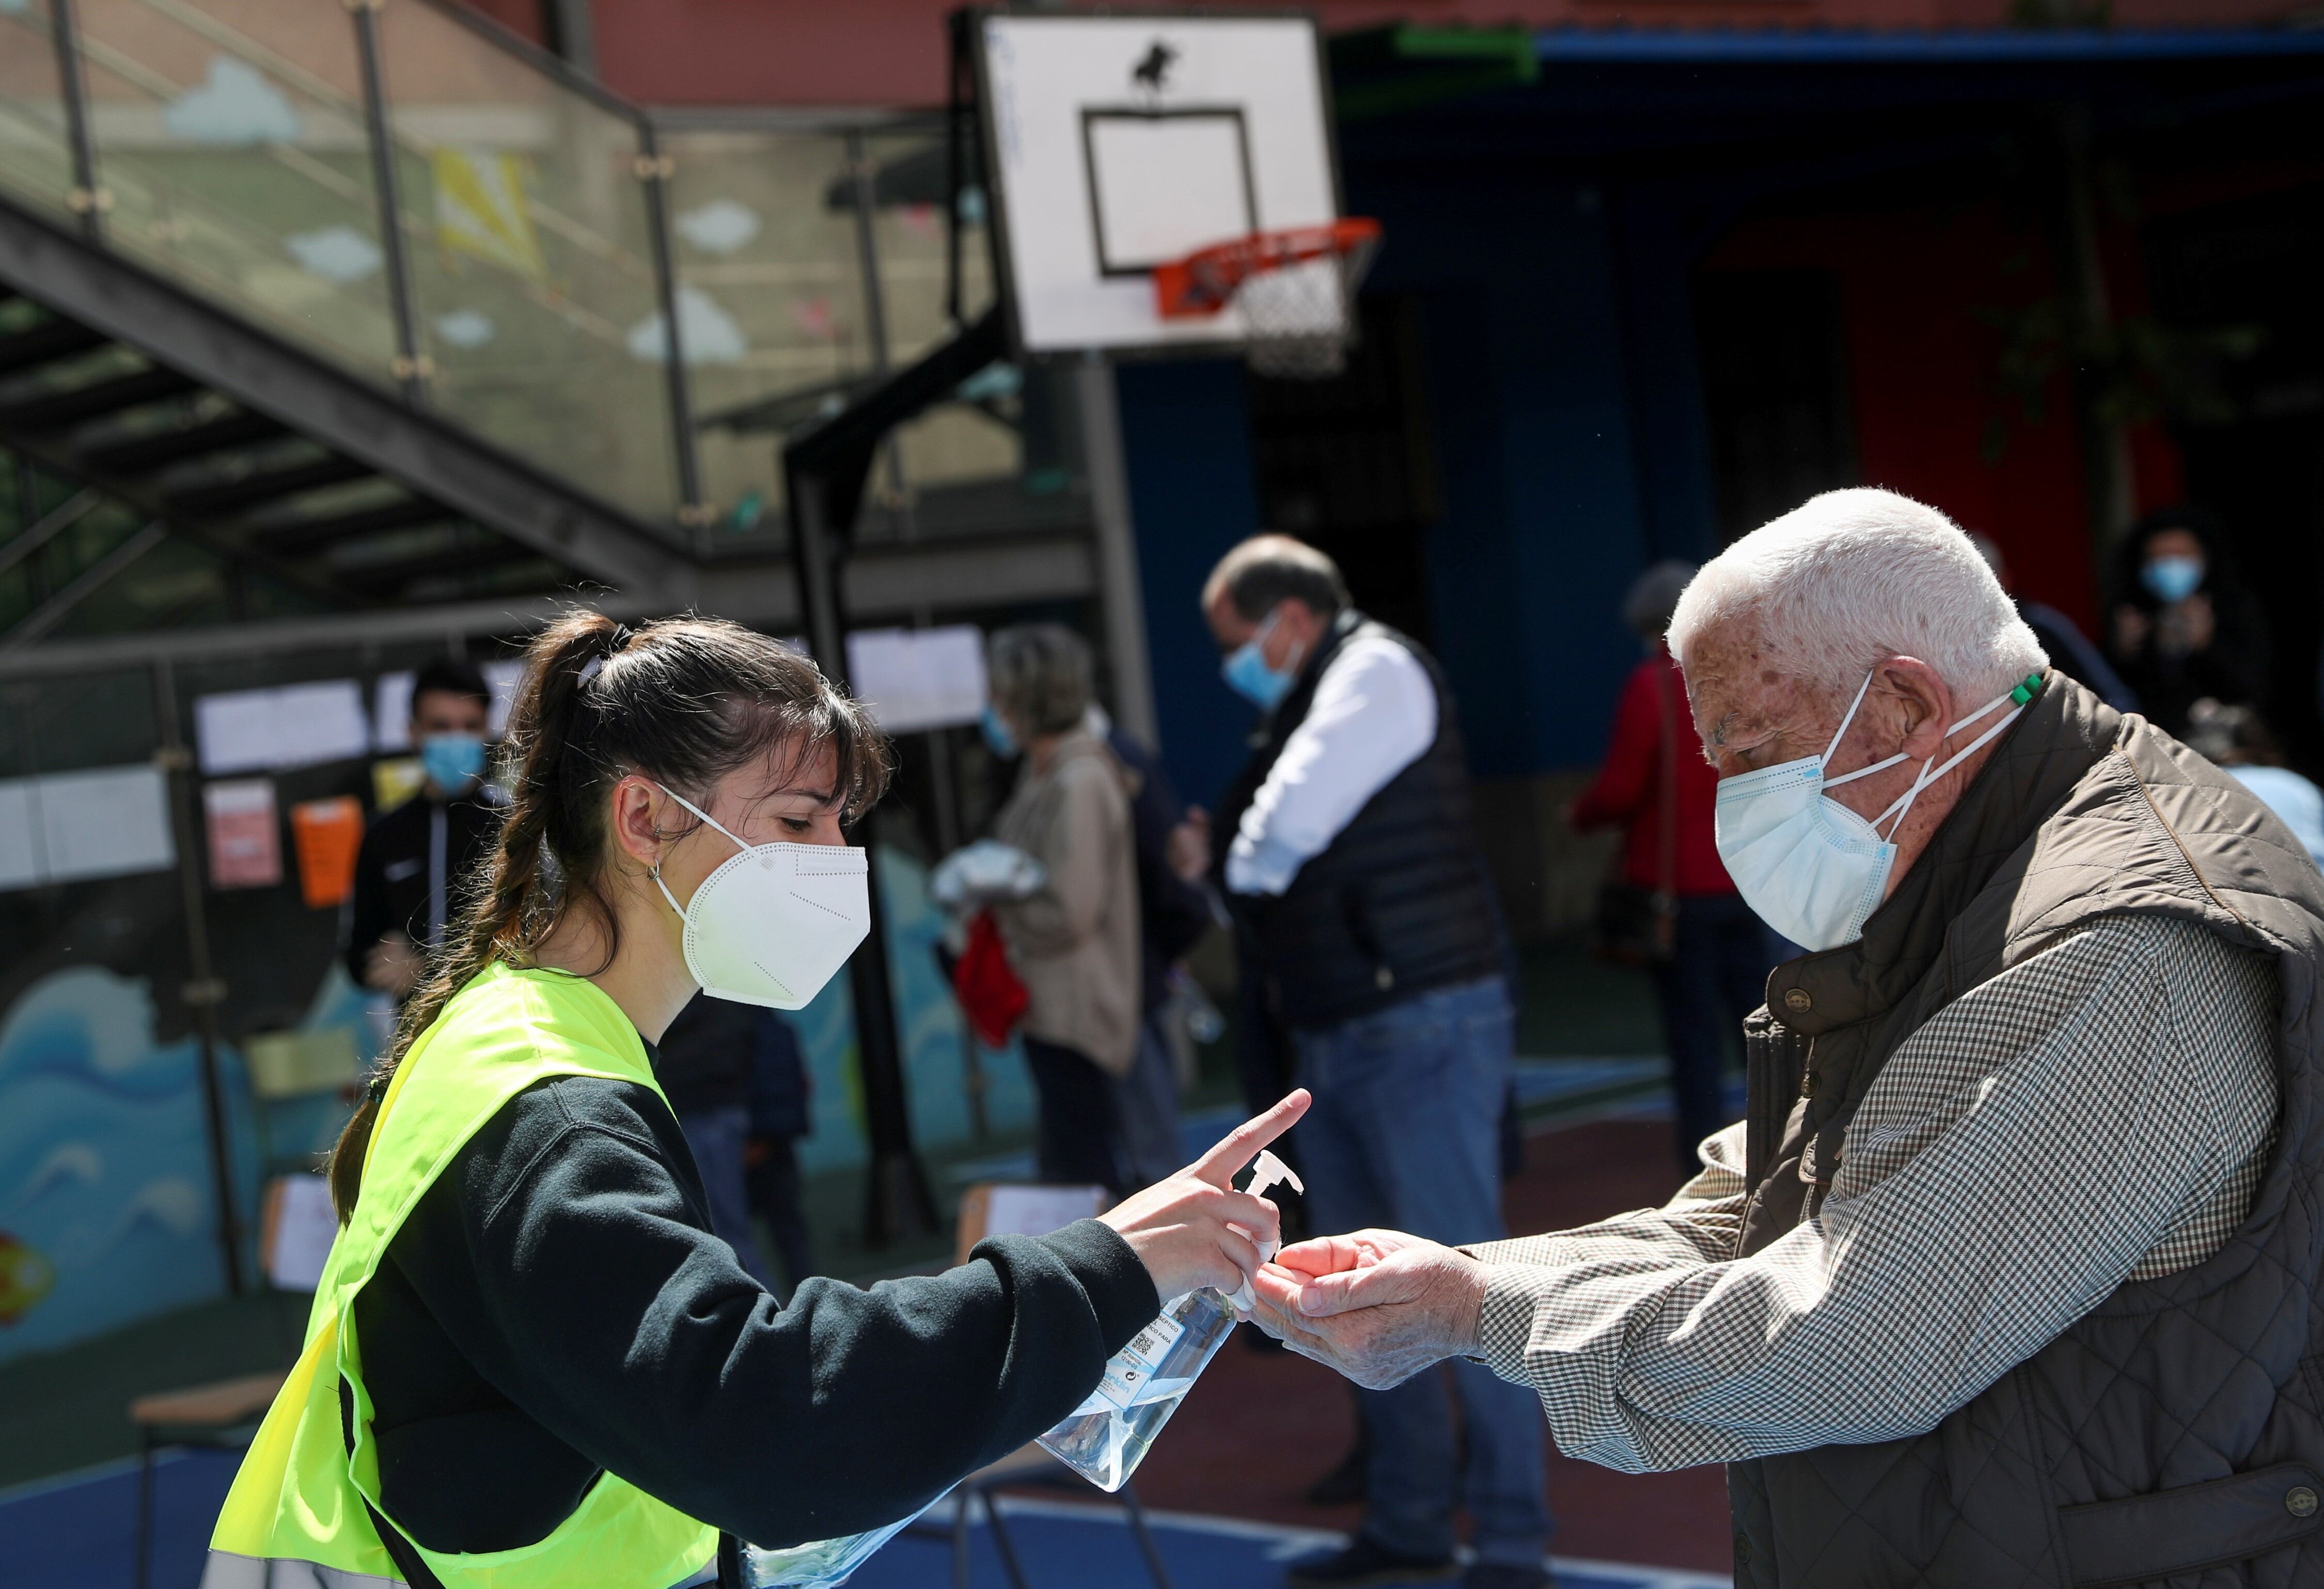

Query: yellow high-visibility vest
<box><xmin>206</xmin><ymin>963</ymin><xmax>718</xmax><ymax>1589</ymax></box>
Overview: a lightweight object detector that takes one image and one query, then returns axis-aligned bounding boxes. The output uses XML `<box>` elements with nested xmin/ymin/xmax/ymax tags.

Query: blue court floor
<box><xmin>1</xmin><ymin>1449</ymin><xmax>1731</xmax><ymax>1589</ymax></box>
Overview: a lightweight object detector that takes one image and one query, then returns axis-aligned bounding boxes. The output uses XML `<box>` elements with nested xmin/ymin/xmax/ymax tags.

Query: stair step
<box><xmin>0</xmin><ymin>319</ymin><xmax>109</xmax><ymax>379</ymax></box>
<box><xmin>83</xmin><ymin>410</ymin><xmax>287</xmax><ymax>476</ymax></box>
<box><xmin>253</xmin><ymin>495</ymin><xmax>452</xmax><ymax>554</ymax></box>
<box><xmin>0</xmin><ymin>366</ymin><xmax>198</xmax><ymax>431</ymax></box>
<box><xmin>168</xmin><ymin>455</ymin><xmax>374</xmax><ymax>519</ymax></box>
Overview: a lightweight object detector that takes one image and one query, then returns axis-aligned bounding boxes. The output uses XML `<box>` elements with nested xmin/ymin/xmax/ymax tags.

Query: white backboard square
<box><xmin>979</xmin><ymin>12</ymin><xmax>1339</xmax><ymax>355</ymax></box>
<box><xmin>1085</xmin><ymin>111</ymin><xmax>1254</xmax><ymax>274</ymax></box>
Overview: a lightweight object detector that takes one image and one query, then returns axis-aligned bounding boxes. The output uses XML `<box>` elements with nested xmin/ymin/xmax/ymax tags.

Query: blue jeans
<box><xmin>1291</xmin><ymin>975</ymin><xmax>1552</xmax><ymax>1567</ymax></box>
<box><xmin>678</xmin><ymin>1104</ymin><xmax>774</xmax><ymax>1288</ymax></box>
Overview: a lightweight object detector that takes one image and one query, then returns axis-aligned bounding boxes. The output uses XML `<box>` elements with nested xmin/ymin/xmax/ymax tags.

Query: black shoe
<box><xmin>1462</xmin><ymin>1564</ymin><xmax>1553</xmax><ymax>1589</ymax></box>
<box><xmin>1285</xmin><ymin>1539</ymin><xmax>1460</xmax><ymax>1588</ymax></box>
<box><xmin>1304</xmin><ymin>1438</ymin><xmax>1369</xmax><ymax>1506</ymax></box>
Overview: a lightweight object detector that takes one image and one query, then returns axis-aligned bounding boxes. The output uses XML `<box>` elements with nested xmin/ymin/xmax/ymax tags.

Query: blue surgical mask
<box><xmin>420</xmin><ymin>733</ymin><xmax>485</xmax><ymax>794</ymax></box>
<box><xmin>1714</xmin><ymin>669</ymin><xmax>2042</xmax><ymax>952</ymax></box>
<box><xmin>1222</xmin><ymin>611</ymin><xmax>1305</xmax><ymax>712</ymax></box>
<box><xmin>979</xmin><ymin>704</ymin><xmax>1018</xmax><ymax>760</ymax></box>
<box><xmin>2141</xmin><ymin>554</ymin><xmax>2204</xmax><ymax>605</ymax></box>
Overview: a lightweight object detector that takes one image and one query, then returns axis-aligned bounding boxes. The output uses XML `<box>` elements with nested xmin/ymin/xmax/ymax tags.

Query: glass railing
<box><xmin>72</xmin><ymin>0</ymin><xmax>398</xmax><ymax>386</ymax></box>
<box><xmin>0</xmin><ymin>1</ymin><xmax>77</xmax><ymax>228</ymax></box>
<box><xmin>0</xmin><ymin>0</ymin><xmax>1068</xmax><ymax>547</ymax></box>
<box><xmin>660</xmin><ymin>122</ymin><xmax>881</xmax><ymax>538</ymax></box>
<box><xmin>660</xmin><ymin>118</ymin><xmax>1037</xmax><ymax>547</ymax></box>
<box><xmin>372</xmin><ymin>0</ymin><xmax>680</xmax><ymax>522</ymax></box>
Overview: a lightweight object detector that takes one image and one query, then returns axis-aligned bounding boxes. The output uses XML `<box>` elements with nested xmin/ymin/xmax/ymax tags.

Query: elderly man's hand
<box><xmin>1245</xmin><ymin>1231</ymin><xmax>1489</xmax><ymax>1390</ymax></box>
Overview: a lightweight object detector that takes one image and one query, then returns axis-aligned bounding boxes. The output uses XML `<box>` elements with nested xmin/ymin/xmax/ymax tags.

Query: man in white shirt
<box><xmin>1200</xmin><ymin>536</ymin><xmax>1550</xmax><ymax>1589</ymax></box>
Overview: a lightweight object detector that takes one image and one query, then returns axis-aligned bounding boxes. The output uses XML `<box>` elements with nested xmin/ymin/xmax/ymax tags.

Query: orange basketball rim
<box><xmin>1153</xmin><ymin>218</ymin><xmax>1384</xmax><ymax>319</ymax></box>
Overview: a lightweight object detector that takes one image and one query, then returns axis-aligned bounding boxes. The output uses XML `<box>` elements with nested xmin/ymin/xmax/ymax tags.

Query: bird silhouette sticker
<box><xmin>1132</xmin><ymin>41</ymin><xmax>1177</xmax><ymax>97</ymax></box>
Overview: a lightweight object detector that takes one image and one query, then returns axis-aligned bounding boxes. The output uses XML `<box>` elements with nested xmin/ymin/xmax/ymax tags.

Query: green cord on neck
<box><xmin>2008</xmin><ymin>670</ymin><xmax>2046</xmax><ymax>706</ymax></box>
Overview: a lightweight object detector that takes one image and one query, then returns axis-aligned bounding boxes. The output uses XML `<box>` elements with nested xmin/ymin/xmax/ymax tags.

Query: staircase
<box><xmin>0</xmin><ymin>0</ymin><xmax>713</xmax><ymax>615</ymax></box>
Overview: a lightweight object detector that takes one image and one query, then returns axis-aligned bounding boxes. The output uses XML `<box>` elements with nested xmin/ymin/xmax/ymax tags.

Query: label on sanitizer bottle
<box><xmin>1090</xmin><ymin>1317</ymin><xmax>1178</xmax><ymax>1411</ymax></box>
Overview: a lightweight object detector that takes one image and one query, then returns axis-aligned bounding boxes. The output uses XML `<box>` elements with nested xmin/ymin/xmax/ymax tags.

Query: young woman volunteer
<box><xmin>209</xmin><ymin>611</ymin><xmax>1303</xmax><ymax>1589</ymax></box>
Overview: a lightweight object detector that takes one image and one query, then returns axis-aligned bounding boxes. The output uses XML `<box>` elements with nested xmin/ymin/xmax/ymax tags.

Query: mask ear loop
<box><xmin>1245</xmin><ymin>607</ymin><xmax>1294</xmax><ymax>672</ymax></box>
<box><xmin>1870</xmin><ymin>696</ymin><xmax>2028</xmax><ymax>838</ymax></box>
<box><xmin>647</xmin><ymin>781</ymin><xmax>748</xmax><ymax>921</ymax></box>
<box><xmin>1821</xmin><ymin>670</ymin><xmax>1914</xmax><ymax>791</ymax></box>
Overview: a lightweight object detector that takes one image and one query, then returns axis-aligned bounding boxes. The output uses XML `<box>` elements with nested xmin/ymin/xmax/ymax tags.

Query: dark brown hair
<box><xmin>326</xmin><ymin>609</ymin><xmax>890</xmax><ymax>1222</ymax></box>
<box><xmin>1203</xmin><ymin>533</ymin><xmax>1348</xmax><ymax>623</ymax></box>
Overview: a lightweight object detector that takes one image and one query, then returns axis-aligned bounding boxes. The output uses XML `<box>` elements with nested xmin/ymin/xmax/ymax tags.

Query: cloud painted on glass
<box><xmin>433</xmin><ymin>309</ymin><xmax>495</xmax><ymax>349</ymax></box>
<box><xmin>285</xmin><ymin>226</ymin><xmax>382</xmax><ymax>284</ymax></box>
<box><xmin>627</xmin><ymin>285</ymin><xmax>747</xmax><ymax>366</ymax></box>
<box><xmin>164</xmin><ymin>57</ymin><xmax>300</xmax><ymax>147</ymax></box>
<box><xmin>676</xmin><ymin>199</ymin><xmax>762</xmax><ymax>257</ymax></box>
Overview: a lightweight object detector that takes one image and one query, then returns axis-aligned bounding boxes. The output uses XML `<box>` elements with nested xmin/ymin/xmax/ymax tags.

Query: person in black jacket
<box><xmin>343</xmin><ymin>657</ymin><xmax>505</xmax><ymax>1000</ymax></box>
<box><xmin>743</xmin><ymin>1008</ymin><xmax>815</xmax><ymax>1294</ymax></box>
<box><xmin>2105</xmin><ymin>506</ymin><xmax>2269</xmax><ymax>737</ymax></box>
<box><xmin>1199</xmin><ymin>537</ymin><xmax>1551</xmax><ymax>1589</ymax></box>
<box><xmin>657</xmin><ymin>990</ymin><xmax>779</xmax><ymax>1287</ymax></box>
<box><xmin>1089</xmin><ymin>703</ymin><xmax>1214</xmax><ymax>1185</ymax></box>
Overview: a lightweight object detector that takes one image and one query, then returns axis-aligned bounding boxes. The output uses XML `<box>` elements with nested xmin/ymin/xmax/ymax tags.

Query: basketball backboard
<box><xmin>973</xmin><ymin>11</ymin><xmax>1344</xmax><ymax>358</ymax></box>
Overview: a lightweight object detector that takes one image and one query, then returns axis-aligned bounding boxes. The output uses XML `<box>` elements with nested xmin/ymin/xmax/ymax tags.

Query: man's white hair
<box><xmin>1667</xmin><ymin>488</ymin><xmax>2047</xmax><ymax>705</ymax></box>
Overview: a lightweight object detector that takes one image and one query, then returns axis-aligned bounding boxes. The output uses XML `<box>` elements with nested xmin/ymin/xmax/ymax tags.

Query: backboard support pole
<box><xmin>782</xmin><ymin>309</ymin><xmax>1007</xmax><ymax>1247</ymax></box>
<box><xmin>1073</xmin><ymin>353</ymin><xmax>1159</xmax><ymax>749</ymax></box>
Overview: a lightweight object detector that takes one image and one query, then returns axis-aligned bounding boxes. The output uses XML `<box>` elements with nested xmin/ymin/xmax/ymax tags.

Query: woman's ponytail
<box><xmin>325</xmin><ymin>612</ymin><xmax>635</xmax><ymax>1222</ymax></box>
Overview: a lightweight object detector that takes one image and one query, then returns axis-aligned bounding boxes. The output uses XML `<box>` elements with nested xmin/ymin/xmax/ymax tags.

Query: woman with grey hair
<box><xmin>985</xmin><ymin>623</ymin><xmax>1142</xmax><ymax>1191</ymax></box>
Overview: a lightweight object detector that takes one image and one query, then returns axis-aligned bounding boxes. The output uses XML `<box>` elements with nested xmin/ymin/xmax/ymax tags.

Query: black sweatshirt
<box><xmin>343</xmin><ymin>789</ymin><xmax>506</xmax><ymax>985</ymax></box>
<box><xmin>352</xmin><ymin>1071</ymin><xmax>1158</xmax><ymax>1555</ymax></box>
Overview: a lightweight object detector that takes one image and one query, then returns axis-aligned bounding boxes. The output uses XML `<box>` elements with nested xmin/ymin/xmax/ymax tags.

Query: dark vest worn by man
<box><xmin>1214</xmin><ymin>610</ymin><xmax>1504</xmax><ymax>1030</ymax></box>
<box><xmin>1728</xmin><ymin>674</ymin><xmax>2324</xmax><ymax>1587</ymax></box>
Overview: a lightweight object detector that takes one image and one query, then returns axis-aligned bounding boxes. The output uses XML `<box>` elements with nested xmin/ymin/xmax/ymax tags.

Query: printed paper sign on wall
<box><xmin>204</xmin><ymin>780</ymin><xmax>282</xmax><ymax>889</ymax></box>
<box><xmin>195</xmin><ymin>681</ymin><xmax>369</xmax><ymax>776</ymax></box>
<box><xmin>845</xmin><ymin>627</ymin><xmax>988</xmax><ymax>734</ymax></box>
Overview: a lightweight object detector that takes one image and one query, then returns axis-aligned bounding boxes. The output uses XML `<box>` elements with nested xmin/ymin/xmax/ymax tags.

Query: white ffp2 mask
<box><xmin>1714</xmin><ymin>669</ymin><xmax>2041</xmax><ymax>952</ymax></box>
<box><xmin>650</xmin><ymin>784</ymin><xmax>869</xmax><ymax>1009</ymax></box>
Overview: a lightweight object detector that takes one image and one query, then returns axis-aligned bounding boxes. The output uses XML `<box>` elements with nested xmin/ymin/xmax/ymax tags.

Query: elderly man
<box><xmin>1251</xmin><ymin>489</ymin><xmax>2324</xmax><ymax>1588</ymax></box>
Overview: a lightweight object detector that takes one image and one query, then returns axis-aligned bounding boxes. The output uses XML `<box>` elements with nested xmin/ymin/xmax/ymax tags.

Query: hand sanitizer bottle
<box><xmin>1035</xmin><ymin>1150</ymin><xmax>1303</xmax><ymax>1491</ymax></box>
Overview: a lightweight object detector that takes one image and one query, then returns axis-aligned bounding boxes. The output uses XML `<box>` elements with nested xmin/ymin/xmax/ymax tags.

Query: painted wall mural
<box><xmin>0</xmin><ymin>966</ymin><xmax>259</xmax><ymax>1366</ymax></box>
<box><xmin>0</xmin><ymin>842</ymin><xmax>1030</xmax><ymax>1366</ymax></box>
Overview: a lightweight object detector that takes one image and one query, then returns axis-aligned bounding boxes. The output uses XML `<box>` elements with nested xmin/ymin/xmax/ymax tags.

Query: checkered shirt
<box><xmin>1467</xmin><ymin>913</ymin><xmax>2279</xmax><ymax>1475</ymax></box>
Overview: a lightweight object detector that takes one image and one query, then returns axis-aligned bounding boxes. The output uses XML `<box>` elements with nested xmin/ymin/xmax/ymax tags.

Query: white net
<box><xmin>1232</xmin><ymin>254</ymin><xmax>1359</xmax><ymax>380</ymax></box>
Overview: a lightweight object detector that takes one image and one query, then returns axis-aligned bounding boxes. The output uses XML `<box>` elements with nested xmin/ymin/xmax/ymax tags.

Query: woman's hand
<box><xmin>1099</xmin><ymin>1090</ymin><xmax>1310</xmax><ymax>1301</ymax></box>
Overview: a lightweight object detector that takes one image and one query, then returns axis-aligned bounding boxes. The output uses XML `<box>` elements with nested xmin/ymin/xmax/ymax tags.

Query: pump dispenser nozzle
<box><xmin>1226</xmin><ymin>1149</ymin><xmax>1305</xmax><ymax>1312</ymax></box>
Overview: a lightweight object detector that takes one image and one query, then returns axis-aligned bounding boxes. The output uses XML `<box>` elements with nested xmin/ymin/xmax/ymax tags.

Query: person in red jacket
<box><xmin>1568</xmin><ymin>560</ymin><xmax>1783</xmax><ymax>1173</ymax></box>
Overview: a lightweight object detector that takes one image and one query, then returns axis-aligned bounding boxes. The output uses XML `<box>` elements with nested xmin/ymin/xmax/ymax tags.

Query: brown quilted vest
<box><xmin>1725</xmin><ymin>674</ymin><xmax>2324</xmax><ymax>1588</ymax></box>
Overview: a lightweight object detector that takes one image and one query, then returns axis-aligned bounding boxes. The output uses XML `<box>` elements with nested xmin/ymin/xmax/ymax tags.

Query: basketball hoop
<box><xmin>1154</xmin><ymin>218</ymin><xmax>1383</xmax><ymax>380</ymax></box>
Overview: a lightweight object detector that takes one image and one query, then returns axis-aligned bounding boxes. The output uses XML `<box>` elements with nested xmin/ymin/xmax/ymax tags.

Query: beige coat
<box><xmin>991</xmin><ymin>729</ymin><xmax>1140</xmax><ymax>1078</ymax></box>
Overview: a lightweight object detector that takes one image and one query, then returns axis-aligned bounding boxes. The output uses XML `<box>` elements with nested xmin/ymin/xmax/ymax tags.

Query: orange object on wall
<box><xmin>289</xmin><ymin>797</ymin><xmax>365</xmax><ymax>910</ymax></box>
